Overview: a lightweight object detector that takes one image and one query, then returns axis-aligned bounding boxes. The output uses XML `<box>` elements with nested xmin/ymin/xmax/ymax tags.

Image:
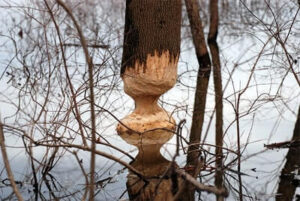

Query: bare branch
<box><xmin>0</xmin><ymin>123</ymin><xmax>24</xmax><ymax>201</ymax></box>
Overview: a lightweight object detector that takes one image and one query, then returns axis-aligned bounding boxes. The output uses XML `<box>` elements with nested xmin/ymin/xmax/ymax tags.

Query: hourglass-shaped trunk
<box><xmin>116</xmin><ymin>0</ymin><xmax>181</xmax><ymax>200</ymax></box>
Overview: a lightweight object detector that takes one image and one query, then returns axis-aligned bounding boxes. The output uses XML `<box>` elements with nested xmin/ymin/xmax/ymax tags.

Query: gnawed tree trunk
<box><xmin>276</xmin><ymin>105</ymin><xmax>300</xmax><ymax>201</ymax></box>
<box><xmin>117</xmin><ymin>1</ymin><xmax>181</xmax><ymax>200</ymax></box>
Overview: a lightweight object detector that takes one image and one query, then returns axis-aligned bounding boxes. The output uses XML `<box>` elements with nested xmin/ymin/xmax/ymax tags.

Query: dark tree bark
<box><xmin>121</xmin><ymin>0</ymin><xmax>181</xmax><ymax>75</ymax></box>
<box><xmin>181</xmin><ymin>0</ymin><xmax>225</xmax><ymax>200</ymax></box>
<box><xmin>182</xmin><ymin>0</ymin><xmax>212</xmax><ymax>200</ymax></box>
<box><xmin>185</xmin><ymin>0</ymin><xmax>211</xmax><ymax>170</ymax></box>
<box><xmin>207</xmin><ymin>1</ymin><xmax>224</xmax><ymax>201</ymax></box>
<box><xmin>276</xmin><ymin>105</ymin><xmax>300</xmax><ymax>201</ymax></box>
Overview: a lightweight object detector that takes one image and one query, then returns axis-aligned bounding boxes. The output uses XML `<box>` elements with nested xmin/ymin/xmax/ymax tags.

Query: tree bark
<box><xmin>182</xmin><ymin>0</ymin><xmax>212</xmax><ymax>200</ymax></box>
<box><xmin>185</xmin><ymin>0</ymin><xmax>211</xmax><ymax>171</ymax></box>
<box><xmin>182</xmin><ymin>1</ymin><xmax>225</xmax><ymax>200</ymax></box>
<box><xmin>121</xmin><ymin>0</ymin><xmax>181</xmax><ymax>75</ymax></box>
<box><xmin>276</xmin><ymin>105</ymin><xmax>300</xmax><ymax>201</ymax></box>
<box><xmin>207</xmin><ymin>1</ymin><xmax>224</xmax><ymax>201</ymax></box>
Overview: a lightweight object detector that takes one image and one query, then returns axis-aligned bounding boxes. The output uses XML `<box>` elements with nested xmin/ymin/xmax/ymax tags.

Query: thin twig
<box><xmin>0</xmin><ymin>123</ymin><xmax>24</xmax><ymax>201</ymax></box>
<box><xmin>52</xmin><ymin>1</ymin><xmax>97</xmax><ymax>200</ymax></box>
<box><xmin>63</xmin><ymin>43</ymin><xmax>109</xmax><ymax>49</ymax></box>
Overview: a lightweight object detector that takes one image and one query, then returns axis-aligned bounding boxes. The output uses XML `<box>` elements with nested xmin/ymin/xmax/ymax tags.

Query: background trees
<box><xmin>0</xmin><ymin>0</ymin><xmax>299</xmax><ymax>200</ymax></box>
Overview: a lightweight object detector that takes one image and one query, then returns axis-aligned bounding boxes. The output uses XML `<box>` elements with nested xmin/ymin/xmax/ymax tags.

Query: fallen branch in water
<box><xmin>175</xmin><ymin>168</ymin><xmax>228</xmax><ymax>197</ymax></box>
<box><xmin>264</xmin><ymin>140</ymin><xmax>300</xmax><ymax>149</ymax></box>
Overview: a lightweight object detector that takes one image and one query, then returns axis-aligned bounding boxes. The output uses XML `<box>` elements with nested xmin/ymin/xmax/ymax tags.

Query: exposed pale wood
<box><xmin>117</xmin><ymin>1</ymin><xmax>181</xmax><ymax>199</ymax></box>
